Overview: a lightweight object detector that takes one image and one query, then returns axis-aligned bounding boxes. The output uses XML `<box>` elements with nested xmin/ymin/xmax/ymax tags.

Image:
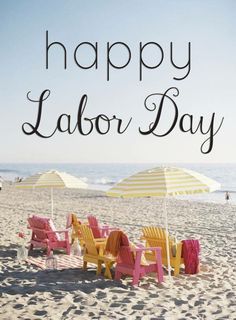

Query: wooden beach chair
<box><xmin>28</xmin><ymin>215</ymin><xmax>70</xmax><ymax>256</ymax></box>
<box><xmin>66</xmin><ymin>212</ymin><xmax>84</xmax><ymax>246</ymax></box>
<box><xmin>80</xmin><ymin>225</ymin><xmax>115</xmax><ymax>278</ymax></box>
<box><xmin>87</xmin><ymin>215</ymin><xmax>118</xmax><ymax>238</ymax></box>
<box><xmin>105</xmin><ymin>230</ymin><xmax>164</xmax><ymax>286</ymax></box>
<box><xmin>141</xmin><ymin>226</ymin><xmax>184</xmax><ymax>276</ymax></box>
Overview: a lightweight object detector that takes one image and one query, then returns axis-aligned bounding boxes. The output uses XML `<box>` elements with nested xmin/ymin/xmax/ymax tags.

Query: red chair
<box><xmin>106</xmin><ymin>231</ymin><xmax>164</xmax><ymax>286</ymax></box>
<box><xmin>87</xmin><ymin>215</ymin><xmax>117</xmax><ymax>238</ymax></box>
<box><xmin>28</xmin><ymin>215</ymin><xmax>70</xmax><ymax>256</ymax></box>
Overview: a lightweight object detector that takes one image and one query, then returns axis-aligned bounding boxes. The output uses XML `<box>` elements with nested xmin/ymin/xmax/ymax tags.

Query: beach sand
<box><xmin>0</xmin><ymin>183</ymin><xmax>235</xmax><ymax>319</ymax></box>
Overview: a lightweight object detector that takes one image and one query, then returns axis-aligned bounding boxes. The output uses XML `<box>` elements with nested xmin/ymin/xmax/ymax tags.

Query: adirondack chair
<box><xmin>105</xmin><ymin>230</ymin><xmax>164</xmax><ymax>286</ymax></box>
<box><xmin>28</xmin><ymin>215</ymin><xmax>70</xmax><ymax>256</ymax></box>
<box><xmin>79</xmin><ymin>225</ymin><xmax>115</xmax><ymax>278</ymax></box>
<box><xmin>141</xmin><ymin>226</ymin><xmax>184</xmax><ymax>276</ymax></box>
<box><xmin>66</xmin><ymin>213</ymin><xmax>84</xmax><ymax>245</ymax></box>
<box><xmin>87</xmin><ymin>215</ymin><xmax>117</xmax><ymax>238</ymax></box>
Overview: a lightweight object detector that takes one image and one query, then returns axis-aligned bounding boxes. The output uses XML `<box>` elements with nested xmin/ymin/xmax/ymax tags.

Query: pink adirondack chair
<box><xmin>87</xmin><ymin>215</ymin><xmax>117</xmax><ymax>238</ymax></box>
<box><xmin>105</xmin><ymin>231</ymin><xmax>164</xmax><ymax>286</ymax></box>
<box><xmin>28</xmin><ymin>215</ymin><xmax>70</xmax><ymax>256</ymax></box>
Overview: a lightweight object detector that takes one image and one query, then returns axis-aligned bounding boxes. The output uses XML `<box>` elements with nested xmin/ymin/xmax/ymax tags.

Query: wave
<box><xmin>80</xmin><ymin>177</ymin><xmax>89</xmax><ymax>183</ymax></box>
<box><xmin>79</xmin><ymin>176</ymin><xmax>115</xmax><ymax>186</ymax></box>
<box><xmin>93</xmin><ymin>177</ymin><xmax>115</xmax><ymax>186</ymax></box>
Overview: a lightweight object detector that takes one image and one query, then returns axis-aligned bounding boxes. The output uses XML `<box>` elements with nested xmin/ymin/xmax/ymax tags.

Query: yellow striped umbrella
<box><xmin>107</xmin><ymin>166</ymin><xmax>220</xmax><ymax>277</ymax></box>
<box><xmin>16</xmin><ymin>170</ymin><xmax>87</xmax><ymax>218</ymax></box>
<box><xmin>107</xmin><ymin>167</ymin><xmax>220</xmax><ymax>198</ymax></box>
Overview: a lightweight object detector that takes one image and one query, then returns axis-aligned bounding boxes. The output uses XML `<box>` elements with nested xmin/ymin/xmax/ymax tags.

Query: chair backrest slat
<box><xmin>87</xmin><ymin>215</ymin><xmax>102</xmax><ymax>238</ymax></box>
<box><xmin>80</xmin><ymin>225</ymin><xmax>99</xmax><ymax>256</ymax></box>
<box><xmin>28</xmin><ymin>216</ymin><xmax>59</xmax><ymax>242</ymax></box>
<box><xmin>142</xmin><ymin>226</ymin><xmax>174</xmax><ymax>259</ymax></box>
<box><xmin>87</xmin><ymin>215</ymin><xmax>99</xmax><ymax>227</ymax></box>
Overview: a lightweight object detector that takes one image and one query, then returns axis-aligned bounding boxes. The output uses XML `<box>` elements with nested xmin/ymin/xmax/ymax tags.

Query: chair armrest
<box><xmin>92</xmin><ymin>225</ymin><xmax>119</xmax><ymax>233</ymax></box>
<box><xmin>29</xmin><ymin>227</ymin><xmax>47</xmax><ymax>233</ymax></box>
<box><xmin>95</xmin><ymin>241</ymin><xmax>106</xmax><ymax>249</ymax></box>
<box><xmin>107</xmin><ymin>227</ymin><xmax>119</xmax><ymax>231</ymax></box>
<box><xmin>133</xmin><ymin>246</ymin><xmax>162</xmax><ymax>253</ymax></box>
<box><xmin>100</xmin><ymin>225</ymin><xmax>109</xmax><ymax>229</ymax></box>
<box><xmin>46</xmin><ymin>229</ymin><xmax>69</xmax><ymax>234</ymax></box>
<box><xmin>135</xmin><ymin>243</ymin><xmax>145</xmax><ymax>248</ymax></box>
<box><xmin>91</xmin><ymin>225</ymin><xmax>108</xmax><ymax>232</ymax></box>
<box><xmin>98</xmin><ymin>242</ymin><xmax>106</xmax><ymax>255</ymax></box>
<box><xmin>100</xmin><ymin>226</ymin><xmax>118</xmax><ymax>230</ymax></box>
<box><xmin>29</xmin><ymin>228</ymin><xmax>68</xmax><ymax>234</ymax></box>
<box><xmin>94</xmin><ymin>238</ymin><xmax>106</xmax><ymax>242</ymax></box>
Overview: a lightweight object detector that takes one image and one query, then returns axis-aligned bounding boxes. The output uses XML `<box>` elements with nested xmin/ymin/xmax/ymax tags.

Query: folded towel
<box><xmin>182</xmin><ymin>239</ymin><xmax>200</xmax><ymax>274</ymax></box>
<box><xmin>105</xmin><ymin>230</ymin><xmax>124</xmax><ymax>257</ymax></box>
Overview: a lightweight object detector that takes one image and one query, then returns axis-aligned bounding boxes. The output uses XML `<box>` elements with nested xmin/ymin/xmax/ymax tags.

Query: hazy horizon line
<box><xmin>0</xmin><ymin>162</ymin><xmax>235</xmax><ymax>165</ymax></box>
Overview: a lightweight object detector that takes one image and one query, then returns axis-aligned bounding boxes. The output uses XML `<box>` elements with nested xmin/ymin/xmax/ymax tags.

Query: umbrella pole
<box><xmin>163</xmin><ymin>197</ymin><xmax>171</xmax><ymax>278</ymax></box>
<box><xmin>51</xmin><ymin>188</ymin><xmax>54</xmax><ymax>219</ymax></box>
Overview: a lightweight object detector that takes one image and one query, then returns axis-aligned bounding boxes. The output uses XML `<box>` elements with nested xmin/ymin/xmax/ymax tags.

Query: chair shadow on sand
<box><xmin>0</xmin><ymin>244</ymin><xmax>208</xmax><ymax>297</ymax></box>
<box><xmin>0</xmin><ymin>245</ymin><xmax>129</xmax><ymax>296</ymax></box>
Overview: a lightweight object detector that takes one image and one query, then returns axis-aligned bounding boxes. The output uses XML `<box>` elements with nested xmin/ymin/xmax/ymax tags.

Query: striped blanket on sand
<box><xmin>27</xmin><ymin>254</ymin><xmax>83</xmax><ymax>270</ymax></box>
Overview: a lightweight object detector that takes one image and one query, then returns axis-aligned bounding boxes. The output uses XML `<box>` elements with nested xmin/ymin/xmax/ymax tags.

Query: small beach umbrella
<box><xmin>107</xmin><ymin>166</ymin><xmax>220</xmax><ymax>277</ymax></box>
<box><xmin>16</xmin><ymin>170</ymin><xmax>87</xmax><ymax>218</ymax></box>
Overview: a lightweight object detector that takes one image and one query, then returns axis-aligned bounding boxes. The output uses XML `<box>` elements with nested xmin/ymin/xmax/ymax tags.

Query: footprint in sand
<box><xmin>121</xmin><ymin>297</ymin><xmax>131</xmax><ymax>303</ymax></box>
<box><xmin>34</xmin><ymin>310</ymin><xmax>47</xmax><ymax>316</ymax></box>
<box><xmin>13</xmin><ymin>304</ymin><xmax>24</xmax><ymax>309</ymax></box>
<box><xmin>174</xmin><ymin>299</ymin><xmax>188</xmax><ymax>306</ymax></box>
<box><xmin>132</xmin><ymin>304</ymin><xmax>144</xmax><ymax>310</ymax></box>
<box><xmin>74</xmin><ymin>310</ymin><xmax>83</xmax><ymax>315</ymax></box>
<box><xmin>95</xmin><ymin>290</ymin><xmax>107</xmax><ymax>299</ymax></box>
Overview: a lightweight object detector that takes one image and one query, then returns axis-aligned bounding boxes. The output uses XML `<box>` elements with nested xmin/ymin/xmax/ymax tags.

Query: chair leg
<box><xmin>97</xmin><ymin>261</ymin><xmax>102</xmax><ymax>275</ymax></box>
<box><xmin>132</xmin><ymin>272</ymin><xmax>140</xmax><ymax>286</ymax></box>
<box><xmin>66</xmin><ymin>243</ymin><xmax>70</xmax><ymax>255</ymax></box>
<box><xmin>104</xmin><ymin>261</ymin><xmax>113</xmax><ymax>279</ymax></box>
<box><xmin>115</xmin><ymin>270</ymin><xmax>122</xmax><ymax>281</ymax></box>
<box><xmin>156</xmin><ymin>251</ymin><xmax>164</xmax><ymax>283</ymax></box>
<box><xmin>83</xmin><ymin>261</ymin><xmax>87</xmax><ymax>270</ymax></box>
<box><xmin>28</xmin><ymin>244</ymin><xmax>33</xmax><ymax>253</ymax></box>
<box><xmin>174</xmin><ymin>244</ymin><xmax>182</xmax><ymax>276</ymax></box>
<box><xmin>47</xmin><ymin>246</ymin><xmax>51</xmax><ymax>256</ymax></box>
<box><xmin>174</xmin><ymin>264</ymin><xmax>180</xmax><ymax>276</ymax></box>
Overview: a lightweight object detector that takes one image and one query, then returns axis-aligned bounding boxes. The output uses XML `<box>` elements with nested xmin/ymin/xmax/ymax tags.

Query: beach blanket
<box><xmin>26</xmin><ymin>254</ymin><xmax>83</xmax><ymax>270</ymax></box>
<box><xmin>182</xmin><ymin>240</ymin><xmax>200</xmax><ymax>274</ymax></box>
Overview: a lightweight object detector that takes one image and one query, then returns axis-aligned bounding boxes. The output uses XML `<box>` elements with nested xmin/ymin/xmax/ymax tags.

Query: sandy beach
<box><xmin>0</xmin><ymin>182</ymin><xmax>236</xmax><ymax>319</ymax></box>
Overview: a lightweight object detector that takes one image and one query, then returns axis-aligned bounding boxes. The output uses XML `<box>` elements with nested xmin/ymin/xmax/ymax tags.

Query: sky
<box><xmin>0</xmin><ymin>0</ymin><xmax>236</xmax><ymax>163</ymax></box>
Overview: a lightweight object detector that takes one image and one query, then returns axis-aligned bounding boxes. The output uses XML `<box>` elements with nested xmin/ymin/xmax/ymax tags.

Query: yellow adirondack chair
<box><xmin>71</xmin><ymin>213</ymin><xmax>87</xmax><ymax>247</ymax></box>
<box><xmin>66</xmin><ymin>213</ymin><xmax>83</xmax><ymax>245</ymax></box>
<box><xmin>141</xmin><ymin>226</ymin><xmax>184</xmax><ymax>276</ymax></box>
<box><xmin>79</xmin><ymin>225</ymin><xmax>115</xmax><ymax>278</ymax></box>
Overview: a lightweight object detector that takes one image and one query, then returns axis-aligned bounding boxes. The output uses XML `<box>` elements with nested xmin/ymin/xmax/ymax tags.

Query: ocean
<box><xmin>0</xmin><ymin>163</ymin><xmax>235</xmax><ymax>204</ymax></box>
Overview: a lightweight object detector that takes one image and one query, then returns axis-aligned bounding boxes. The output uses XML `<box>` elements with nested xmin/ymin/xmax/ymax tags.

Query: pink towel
<box><xmin>182</xmin><ymin>240</ymin><xmax>200</xmax><ymax>274</ymax></box>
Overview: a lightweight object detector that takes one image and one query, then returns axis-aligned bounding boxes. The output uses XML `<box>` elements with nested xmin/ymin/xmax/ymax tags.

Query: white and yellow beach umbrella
<box><xmin>16</xmin><ymin>170</ymin><xmax>87</xmax><ymax>218</ymax></box>
<box><xmin>107</xmin><ymin>166</ymin><xmax>220</xmax><ymax>277</ymax></box>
